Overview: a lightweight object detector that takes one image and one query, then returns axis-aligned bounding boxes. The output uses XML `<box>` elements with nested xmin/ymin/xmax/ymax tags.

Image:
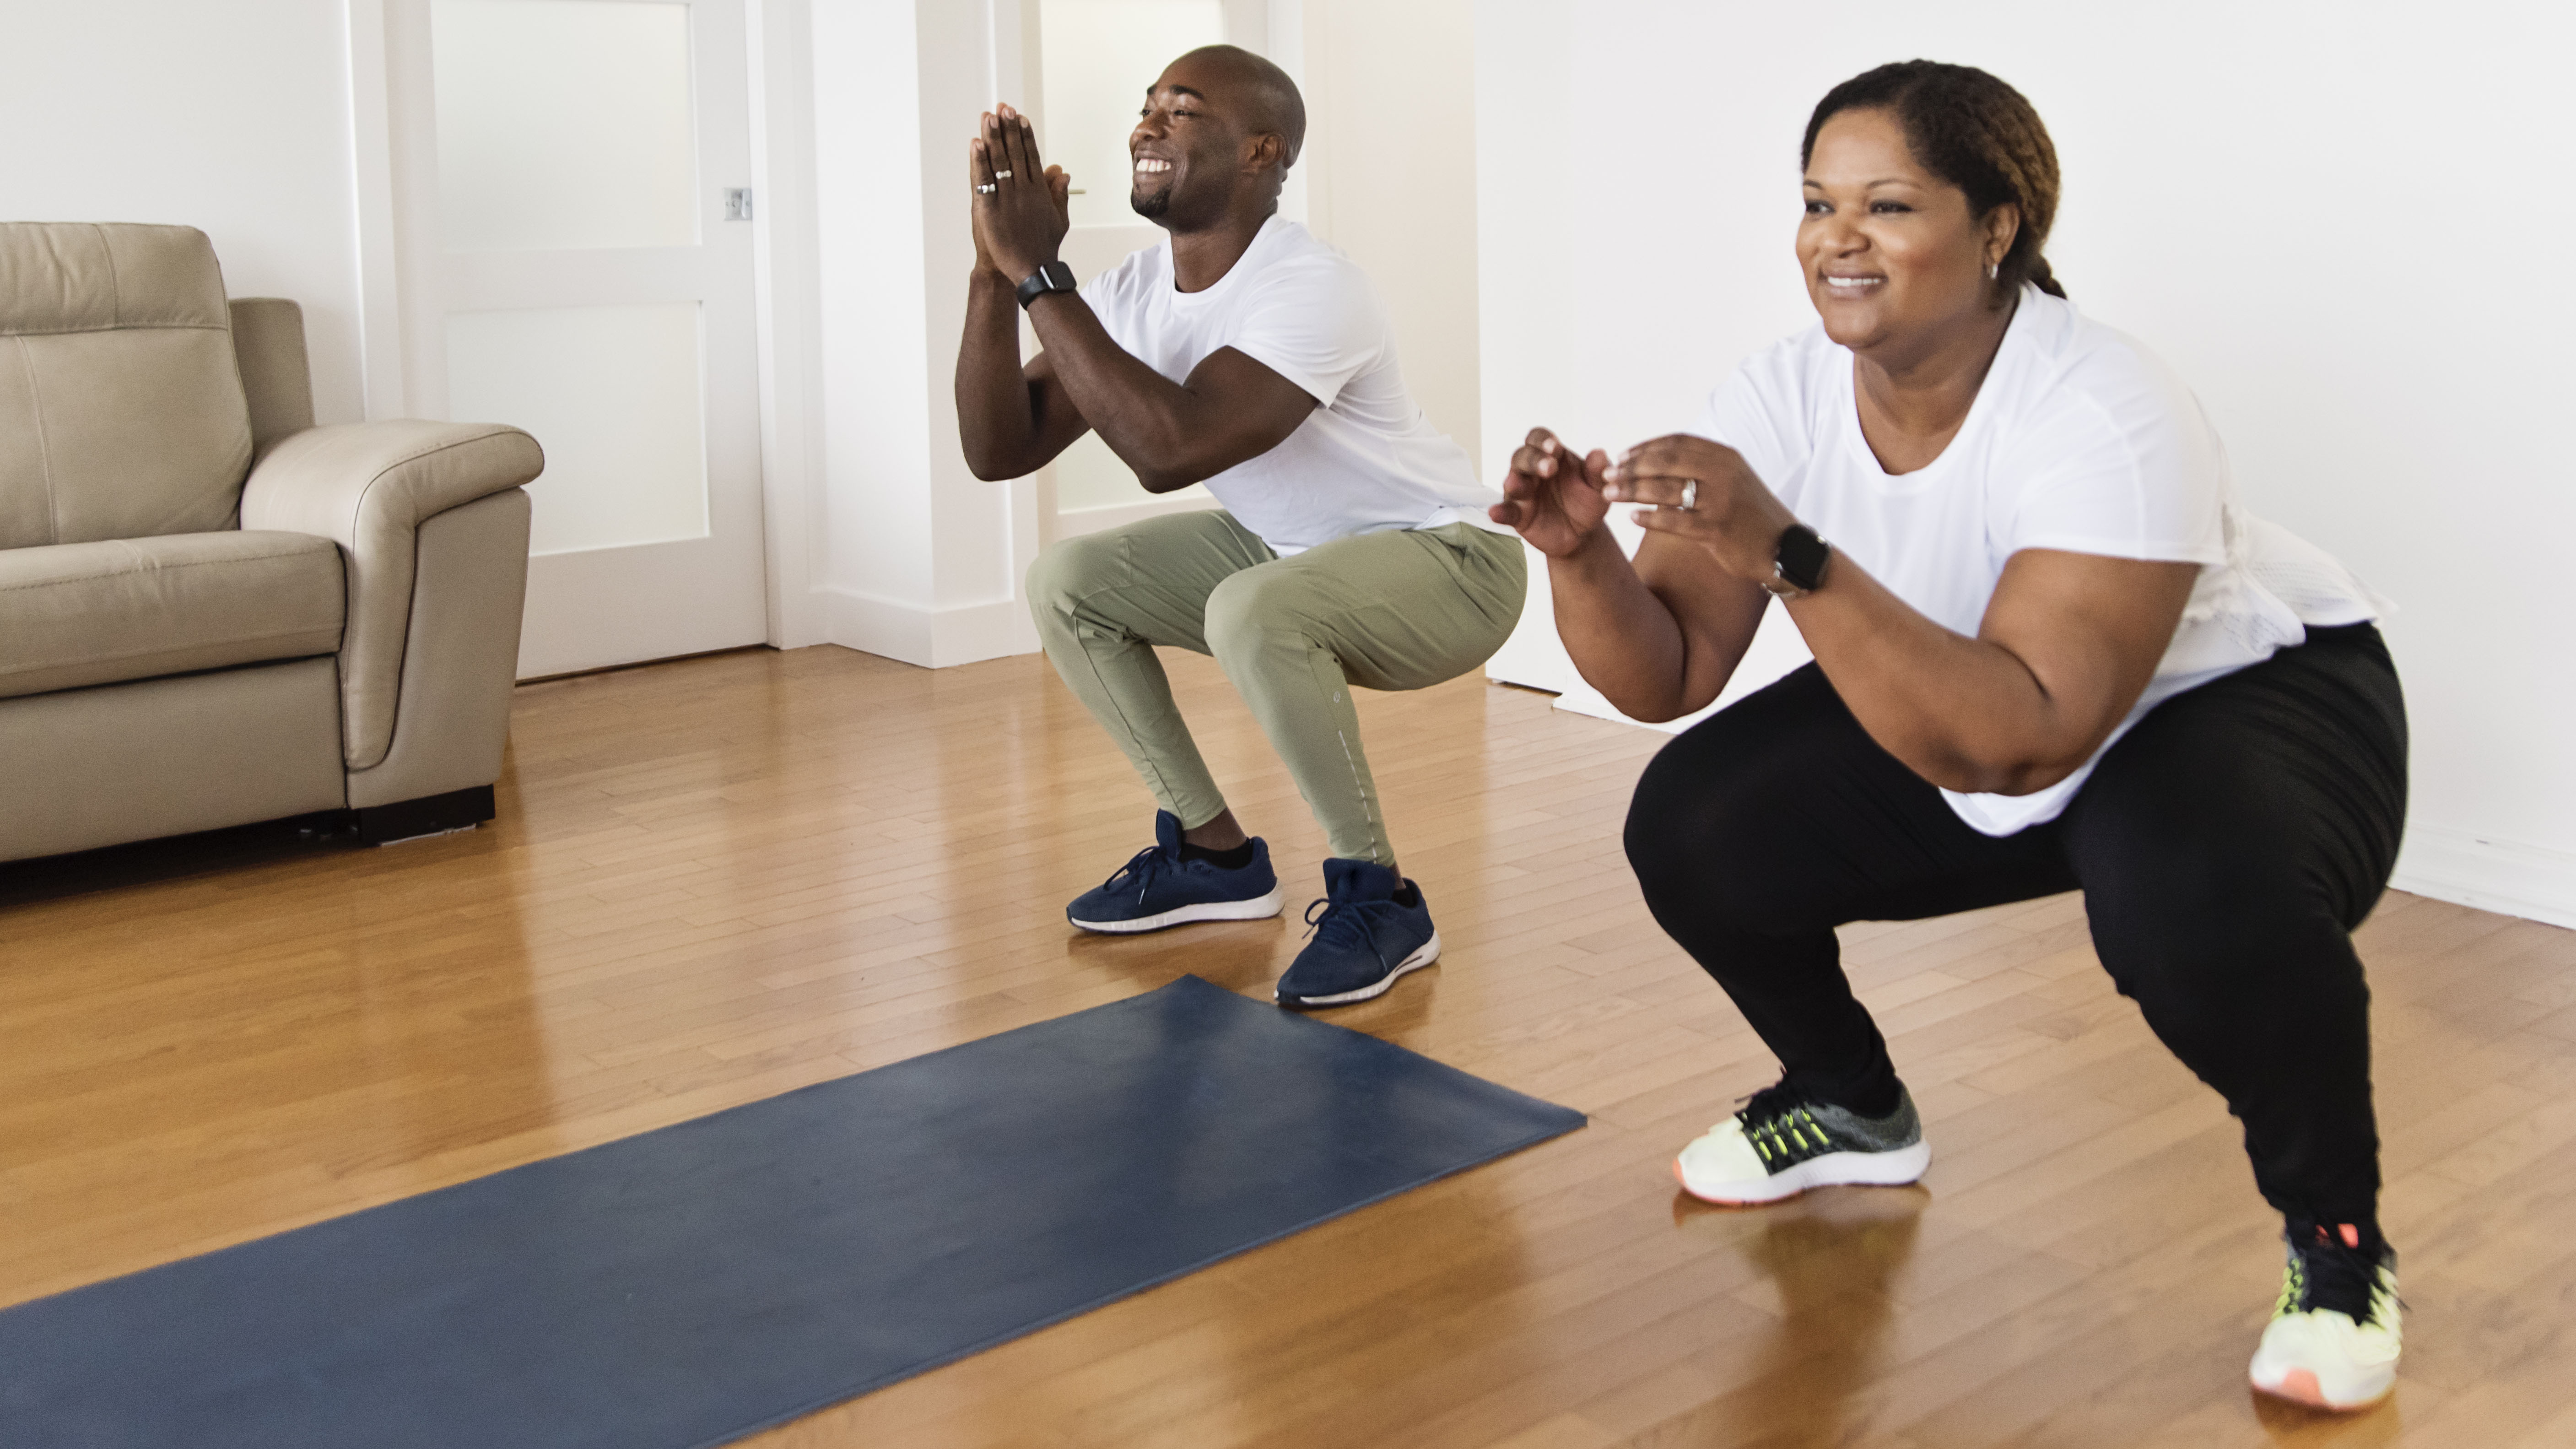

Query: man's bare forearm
<box><xmin>956</xmin><ymin>270</ymin><xmax>1052</xmax><ymax>480</ymax></box>
<box><xmin>1024</xmin><ymin>293</ymin><xmax>1231</xmax><ymax>492</ymax></box>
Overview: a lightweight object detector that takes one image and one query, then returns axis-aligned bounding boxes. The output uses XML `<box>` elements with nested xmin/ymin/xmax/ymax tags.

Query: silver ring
<box><xmin>994</xmin><ymin>169</ymin><xmax>1013</xmax><ymax>180</ymax></box>
<box><xmin>975</xmin><ymin>183</ymin><xmax>997</xmax><ymax>195</ymax></box>
<box><xmin>1679</xmin><ymin>478</ymin><xmax>1699</xmax><ymax>511</ymax></box>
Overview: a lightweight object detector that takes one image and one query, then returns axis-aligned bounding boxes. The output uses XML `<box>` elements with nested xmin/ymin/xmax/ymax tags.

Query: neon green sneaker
<box><xmin>2248</xmin><ymin>1220</ymin><xmax>2400</xmax><ymax>1411</ymax></box>
<box><xmin>1672</xmin><ymin>1081</ymin><xmax>1929</xmax><ymax>1205</ymax></box>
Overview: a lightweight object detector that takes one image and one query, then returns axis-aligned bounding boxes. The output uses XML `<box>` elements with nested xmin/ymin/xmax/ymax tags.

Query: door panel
<box><xmin>444</xmin><ymin>302</ymin><xmax>708</xmax><ymax>554</ymax></box>
<box><xmin>430</xmin><ymin>0</ymin><xmax>699</xmax><ymax>252</ymax></box>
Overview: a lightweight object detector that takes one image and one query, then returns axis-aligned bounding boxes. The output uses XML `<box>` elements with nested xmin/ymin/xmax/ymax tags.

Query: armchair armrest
<box><xmin>240</xmin><ymin>421</ymin><xmax>543</xmax><ymax>769</ymax></box>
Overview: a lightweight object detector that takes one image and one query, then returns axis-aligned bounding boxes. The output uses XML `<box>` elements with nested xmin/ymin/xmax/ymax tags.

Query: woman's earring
<box><xmin>1986</xmin><ymin>260</ymin><xmax>1999</xmax><ymax>281</ymax></box>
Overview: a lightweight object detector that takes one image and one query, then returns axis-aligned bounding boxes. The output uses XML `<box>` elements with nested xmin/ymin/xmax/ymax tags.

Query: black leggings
<box><xmin>1624</xmin><ymin>624</ymin><xmax>2407</xmax><ymax>1227</ymax></box>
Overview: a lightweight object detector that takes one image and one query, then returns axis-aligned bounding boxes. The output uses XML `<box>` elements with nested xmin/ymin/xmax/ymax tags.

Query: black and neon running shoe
<box><xmin>2248</xmin><ymin>1219</ymin><xmax>2400</xmax><ymax>1411</ymax></box>
<box><xmin>1673</xmin><ymin>1080</ymin><xmax>1930</xmax><ymax>1205</ymax></box>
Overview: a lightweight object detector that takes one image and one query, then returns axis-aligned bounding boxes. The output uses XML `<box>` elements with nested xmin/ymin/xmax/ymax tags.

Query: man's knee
<box><xmin>1026</xmin><ymin>534</ymin><xmax>1118</xmax><ymax>617</ymax></box>
<box><xmin>1203</xmin><ymin>566</ymin><xmax>1315</xmax><ymax>663</ymax></box>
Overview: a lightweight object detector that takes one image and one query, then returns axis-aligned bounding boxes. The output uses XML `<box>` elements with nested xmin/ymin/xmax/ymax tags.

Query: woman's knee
<box><xmin>1623</xmin><ymin>735</ymin><xmax>1796</xmax><ymax>930</ymax></box>
<box><xmin>2082</xmin><ymin>844</ymin><xmax>2361</xmax><ymax>1031</ymax></box>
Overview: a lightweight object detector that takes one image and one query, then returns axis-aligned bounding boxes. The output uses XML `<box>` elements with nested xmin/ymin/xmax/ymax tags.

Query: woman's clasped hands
<box><xmin>1493</xmin><ymin>427</ymin><xmax>1796</xmax><ymax>585</ymax></box>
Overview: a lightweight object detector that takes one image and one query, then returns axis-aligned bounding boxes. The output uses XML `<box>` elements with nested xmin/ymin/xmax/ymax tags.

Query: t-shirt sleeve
<box><xmin>2000</xmin><ymin>352</ymin><xmax>2229</xmax><ymax>565</ymax></box>
<box><xmin>1689</xmin><ymin>342</ymin><xmax>1814</xmax><ymax>509</ymax></box>
<box><xmin>1218</xmin><ymin>259</ymin><xmax>1383</xmax><ymax>407</ymax></box>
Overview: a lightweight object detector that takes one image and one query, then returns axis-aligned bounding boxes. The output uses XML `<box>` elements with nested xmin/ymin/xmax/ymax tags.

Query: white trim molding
<box><xmin>746</xmin><ymin>0</ymin><xmax>830</xmax><ymax>649</ymax></box>
<box><xmin>2392</xmin><ymin>825</ymin><xmax>2576</xmax><ymax>931</ymax></box>
<box><xmin>342</xmin><ymin>0</ymin><xmax>407</xmax><ymax>421</ymax></box>
<box><xmin>822</xmin><ymin>589</ymin><xmax>1039</xmax><ymax>670</ymax></box>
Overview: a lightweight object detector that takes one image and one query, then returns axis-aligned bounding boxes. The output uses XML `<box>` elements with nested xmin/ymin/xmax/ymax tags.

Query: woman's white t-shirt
<box><xmin>1077</xmin><ymin>216</ymin><xmax>1506</xmax><ymax>554</ymax></box>
<box><xmin>1693</xmin><ymin>286</ymin><xmax>2383</xmax><ymax>836</ymax></box>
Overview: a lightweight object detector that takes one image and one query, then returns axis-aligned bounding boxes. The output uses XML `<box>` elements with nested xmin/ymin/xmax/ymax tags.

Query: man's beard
<box><xmin>1129</xmin><ymin>186</ymin><xmax>1172</xmax><ymax>220</ymax></box>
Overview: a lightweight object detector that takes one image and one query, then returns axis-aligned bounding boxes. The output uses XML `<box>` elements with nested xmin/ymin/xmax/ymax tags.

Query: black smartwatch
<box><xmin>1015</xmin><ymin>260</ymin><xmax>1078</xmax><ymax>310</ymax></box>
<box><xmin>1763</xmin><ymin>523</ymin><xmax>1830</xmax><ymax>598</ymax></box>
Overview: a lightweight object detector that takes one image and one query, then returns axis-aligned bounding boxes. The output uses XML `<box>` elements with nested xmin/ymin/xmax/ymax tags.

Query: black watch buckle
<box><xmin>1015</xmin><ymin>260</ymin><xmax>1078</xmax><ymax>310</ymax></box>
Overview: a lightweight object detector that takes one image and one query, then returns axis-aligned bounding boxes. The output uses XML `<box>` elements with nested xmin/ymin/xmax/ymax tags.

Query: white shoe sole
<box><xmin>1674</xmin><ymin>1139</ymin><xmax>1933</xmax><ymax>1205</ymax></box>
<box><xmin>1068</xmin><ymin>886</ymin><xmax>1285</xmax><ymax>934</ymax></box>
<box><xmin>1276</xmin><ymin>931</ymin><xmax>1442</xmax><ymax>1007</ymax></box>
<box><xmin>2249</xmin><ymin>1346</ymin><xmax>2398</xmax><ymax>1411</ymax></box>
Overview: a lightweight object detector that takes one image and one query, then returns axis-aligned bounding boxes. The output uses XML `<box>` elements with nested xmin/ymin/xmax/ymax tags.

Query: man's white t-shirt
<box><xmin>1694</xmin><ymin>286</ymin><xmax>2383</xmax><ymax>836</ymax></box>
<box><xmin>1076</xmin><ymin>215</ymin><xmax>1506</xmax><ymax>554</ymax></box>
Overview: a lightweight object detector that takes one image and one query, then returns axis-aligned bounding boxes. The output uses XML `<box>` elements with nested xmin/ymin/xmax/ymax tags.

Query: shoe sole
<box><xmin>1672</xmin><ymin>1140</ymin><xmax>1933</xmax><ymax>1206</ymax></box>
<box><xmin>1275</xmin><ymin>931</ymin><xmax>1442</xmax><ymax>1009</ymax></box>
<box><xmin>2249</xmin><ymin>1364</ymin><xmax>2396</xmax><ymax>1412</ymax></box>
<box><xmin>1068</xmin><ymin>887</ymin><xmax>1285</xmax><ymax>935</ymax></box>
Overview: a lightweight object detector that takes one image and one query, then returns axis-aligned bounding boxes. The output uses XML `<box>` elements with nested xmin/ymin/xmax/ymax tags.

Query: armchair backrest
<box><xmin>0</xmin><ymin>222</ymin><xmax>255</xmax><ymax>549</ymax></box>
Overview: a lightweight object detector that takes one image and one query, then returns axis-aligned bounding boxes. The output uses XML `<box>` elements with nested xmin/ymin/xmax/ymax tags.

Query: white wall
<box><xmin>1301</xmin><ymin>0</ymin><xmax>1481</xmax><ymax>473</ymax></box>
<box><xmin>795</xmin><ymin>0</ymin><xmax>1043</xmax><ymax>665</ymax></box>
<box><xmin>0</xmin><ymin>0</ymin><xmax>370</xmax><ymax>426</ymax></box>
<box><xmin>1476</xmin><ymin>0</ymin><xmax>2576</xmax><ymax>927</ymax></box>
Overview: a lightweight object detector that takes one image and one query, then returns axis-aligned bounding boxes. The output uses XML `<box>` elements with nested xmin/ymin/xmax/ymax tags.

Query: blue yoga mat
<box><xmin>2</xmin><ymin>974</ymin><xmax>1584</xmax><ymax>1449</ymax></box>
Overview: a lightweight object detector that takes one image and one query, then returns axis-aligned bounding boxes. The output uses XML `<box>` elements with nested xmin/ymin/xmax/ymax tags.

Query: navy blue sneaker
<box><xmin>1274</xmin><ymin>858</ymin><xmax>1442</xmax><ymax>1009</ymax></box>
<box><xmin>1066</xmin><ymin>811</ymin><xmax>1284</xmax><ymax>933</ymax></box>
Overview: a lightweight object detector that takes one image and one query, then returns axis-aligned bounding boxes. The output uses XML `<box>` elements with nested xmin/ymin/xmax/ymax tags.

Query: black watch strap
<box><xmin>1015</xmin><ymin>260</ymin><xmax>1078</xmax><ymax>310</ymax></box>
<box><xmin>1768</xmin><ymin>523</ymin><xmax>1830</xmax><ymax>596</ymax></box>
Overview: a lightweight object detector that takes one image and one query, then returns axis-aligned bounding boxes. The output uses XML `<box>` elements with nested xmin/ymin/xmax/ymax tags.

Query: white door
<box><xmin>389</xmin><ymin>0</ymin><xmax>768</xmax><ymax>677</ymax></box>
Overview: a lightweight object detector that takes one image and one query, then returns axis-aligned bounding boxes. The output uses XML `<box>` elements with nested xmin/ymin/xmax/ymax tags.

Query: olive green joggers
<box><xmin>1026</xmin><ymin>510</ymin><xmax>1528</xmax><ymax>865</ymax></box>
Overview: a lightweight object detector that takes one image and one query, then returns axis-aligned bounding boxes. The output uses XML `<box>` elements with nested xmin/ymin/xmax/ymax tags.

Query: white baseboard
<box><xmin>1053</xmin><ymin>492</ymin><xmax>1222</xmax><ymax>538</ymax></box>
<box><xmin>2392</xmin><ymin>825</ymin><xmax>2576</xmax><ymax>930</ymax></box>
<box><xmin>821</xmin><ymin>588</ymin><xmax>1039</xmax><ymax>669</ymax></box>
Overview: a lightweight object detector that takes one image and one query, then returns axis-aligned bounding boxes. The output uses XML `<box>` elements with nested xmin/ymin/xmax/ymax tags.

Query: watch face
<box><xmin>1777</xmin><ymin>525</ymin><xmax>1828</xmax><ymax>592</ymax></box>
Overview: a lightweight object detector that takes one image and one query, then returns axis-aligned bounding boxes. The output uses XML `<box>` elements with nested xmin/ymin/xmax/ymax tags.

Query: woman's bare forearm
<box><xmin>1786</xmin><ymin>552</ymin><xmax>2195</xmax><ymax>795</ymax></box>
<box><xmin>1547</xmin><ymin>531</ymin><xmax>1751</xmax><ymax>724</ymax></box>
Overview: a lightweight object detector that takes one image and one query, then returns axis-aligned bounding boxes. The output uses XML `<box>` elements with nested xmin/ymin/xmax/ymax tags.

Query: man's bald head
<box><xmin>1167</xmin><ymin>44</ymin><xmax>1305</xmax><ymax>171</ymax></box>
<box><xmin>1129</xmin><ymin>44</ymin><xmax>1307</xmax><ymax>230</ymax></box>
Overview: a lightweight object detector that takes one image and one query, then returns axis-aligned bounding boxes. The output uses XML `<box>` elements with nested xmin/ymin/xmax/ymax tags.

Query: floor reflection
<box><xmin>1662</xmin><ymin>1184</ymin><xmax>1930</xmax><ymax>1447</ymax></box>
<box><xmin>0</xmin><ymin>774</ymin><xmax>553</xmax><ymax>1308</ymax></box>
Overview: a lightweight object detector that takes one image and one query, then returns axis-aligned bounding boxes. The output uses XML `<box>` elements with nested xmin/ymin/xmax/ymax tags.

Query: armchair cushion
<box><xmin>229</xmin><ymin>297</ymin><xmax>316</xmax><ymax>464</ymax></box>
<box><xmin>0</xmin><ymin>223</ymin><xmax>254</xmax><ymax>549</ymax></box>
<box><xmin>0</xmin><ymin>530</ymin><xmax>343</xmax><ymax>701</ymax></box>
<box><xmin>239</xmin><ymin>420</ymin><xmax>543</xmax><ymax>769</ymax></box>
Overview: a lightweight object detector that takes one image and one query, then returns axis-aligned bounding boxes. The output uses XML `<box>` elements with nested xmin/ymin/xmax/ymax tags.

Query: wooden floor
<box><xmin>5</xmin><ymin>644</ymin><xmax>2574</xmax><ymax>1448</ymax></box>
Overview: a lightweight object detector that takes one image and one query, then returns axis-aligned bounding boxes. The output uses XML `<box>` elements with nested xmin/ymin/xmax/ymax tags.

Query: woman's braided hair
<box><xmin>1801</xmin><ymin>61</ymin><xmax>2065</xmax><ymax>303</ymax></box>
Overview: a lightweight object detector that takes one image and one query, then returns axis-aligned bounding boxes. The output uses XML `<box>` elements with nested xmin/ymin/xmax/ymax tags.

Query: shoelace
<box><xmin>2279</xmin><ymin>1221</ymin><xmax>2397</xmax><ymax>1326</ymax></box>
<box><xmin>1302</xmin><ymin>894</ymin><xmax>1396</xmax><ymax>971</ymax></box>
<box><xmin>1733</xmin><ymin>1082</ymin><xmax>1838</xmax><ymax>1166</ymax></box>
<box><xmin>1099</xmin><ymin>843</ymin><xmax>1172</xmax><ymax>907</ymax></box>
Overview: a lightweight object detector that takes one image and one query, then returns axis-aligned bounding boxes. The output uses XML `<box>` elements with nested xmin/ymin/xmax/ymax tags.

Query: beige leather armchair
<box><xmin>0</xmin><ymin>222</ymin><xmax>543</xmax><ymax>862</ymax></box>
